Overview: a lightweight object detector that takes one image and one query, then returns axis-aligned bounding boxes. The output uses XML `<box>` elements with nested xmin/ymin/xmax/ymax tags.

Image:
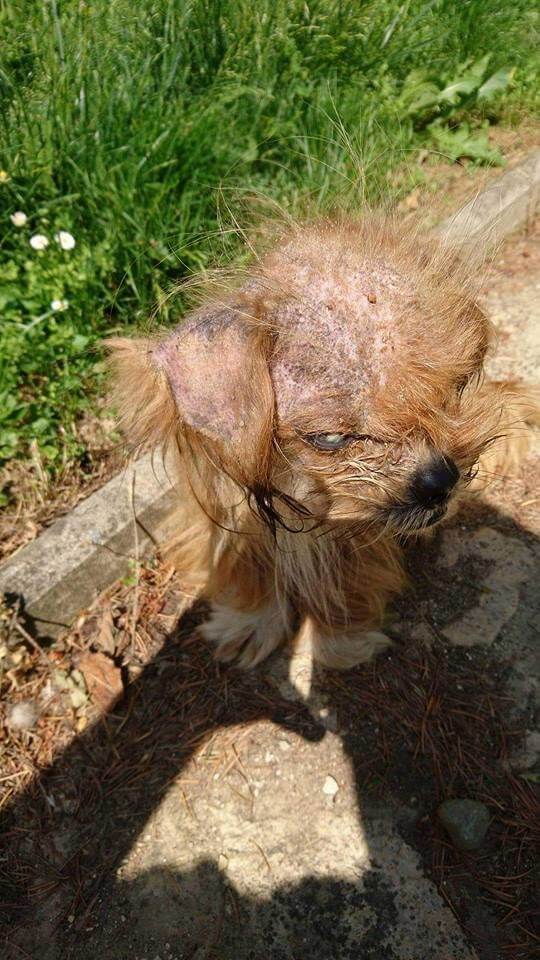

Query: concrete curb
<box><xmin>0</xmin><ymin>454</ymin><xmax>179</xmax><ymax>637</ymax></box>
<box><xmin>437</xmin><ymin>148</ymin><xmax>540</xmax><ymax>255</ymax></box>
<box><xmin>2</xmin><ymin>150</ymin><xmax>540</xmax><ymax>637</ymax></box>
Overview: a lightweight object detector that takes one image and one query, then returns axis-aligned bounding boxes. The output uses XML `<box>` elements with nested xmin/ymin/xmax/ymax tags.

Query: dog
<box><xmin>108</xmin><ymin>214</ymin><xmax>539</xmax><ymax>670</ymax></box>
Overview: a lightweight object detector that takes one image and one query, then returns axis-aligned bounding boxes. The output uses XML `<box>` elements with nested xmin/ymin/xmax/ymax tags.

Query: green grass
<box><xmin>0</xmin><ymin>0</ymin><xmax>538</xmax><ymax>488</ymax></box>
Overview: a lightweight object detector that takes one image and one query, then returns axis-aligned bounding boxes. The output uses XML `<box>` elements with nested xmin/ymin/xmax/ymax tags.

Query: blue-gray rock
<box><xmin>437</xmin><ymin>799</ymin><xmax>490</xmax><ymax>851</ymax></box>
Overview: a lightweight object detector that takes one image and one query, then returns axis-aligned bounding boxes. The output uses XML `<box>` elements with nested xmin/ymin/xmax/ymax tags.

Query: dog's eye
<box><xmin>304</xmin><ymin>433</ymin><xmax>355</xmax><ymax>451</ymax></box>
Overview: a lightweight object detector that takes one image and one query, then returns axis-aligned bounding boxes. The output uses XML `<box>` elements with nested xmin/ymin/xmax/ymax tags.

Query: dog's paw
<box><xmin>201</xmin><ymin>602</ymin><xmax>286</xmax><ymax>669</ymax></box>
<box><xmin>311</xmin><ymin>625</ymin><xmax>392</xmax><ymax>670</ymax></box>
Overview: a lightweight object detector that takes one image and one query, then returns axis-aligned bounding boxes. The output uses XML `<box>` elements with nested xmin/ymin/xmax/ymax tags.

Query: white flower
<box><xmin>10</xmin><ymin>211</ymin><xmax>27</xmax><ymax>227</ymax></box>
<box><xmin>51</xmin><ymin>299</ymin><xmax>69</xmax><ymax>312</ymax></box>
<box><xmin>30</xmin><ymin>234</ymin><xmax>49</xmax><ymax>250</ymax></box>
<box><xmin>55</xmin><ymin>230</ymin><xmax>76</xmax><ymax>250</ymax></box>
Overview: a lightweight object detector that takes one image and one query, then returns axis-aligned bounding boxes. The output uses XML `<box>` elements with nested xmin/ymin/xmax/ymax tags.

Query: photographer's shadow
<box><xmin>1</xmin><ymin>499</ymin><xmax>538</xmax><ymax>960</ymax></box>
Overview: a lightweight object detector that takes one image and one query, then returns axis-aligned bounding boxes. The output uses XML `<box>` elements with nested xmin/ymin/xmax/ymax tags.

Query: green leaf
<box><xmin>0</xmin><ymin>431</ymin><xmax>18</xmax><ymax>457</ymax></box>
<box><xmin>406</xmin><ymin>83</ymin><xmax>441</xmax><ymax>114</ymax></box>
<box><xmin>438</xmin><ymin>77</ymin><xmax>479</xmax><ymax>105</ymax></box>
<box><xmin>3</xmin><ymin>260</ymin><xmax>19</xmax><ymax>281</ymax></box>
<box><xmin>438</xmin><ymin>54</ymin><xmax>492</xmax><ymax>104</ymax></box>
<box><xmin>466</xmin><ymin>54</ymin><xmax>492</xmax><ymax>82</ymax></box>
<box><xmin>32</xmin><ymin>417</ymin><xmax>51</xmax><ymax>434</ymax></box>
<box><xmin>399</xmin><ymin>70</ymin><xmax>441</xmax><ymax>115</ymax></box>
<box><xmin>477</xmin><ymin>66</ymin><xmax>515</xmax><ymax>102</ymax></box>
<box><xmin>428</xmin><ymin>122</ymin><xmax>503</xmax><ymax>165</ymax></box>
<box><xmin>72</xmin><ymin>334</ymin><xmax>90</xmax><ymax>352</ymax></box>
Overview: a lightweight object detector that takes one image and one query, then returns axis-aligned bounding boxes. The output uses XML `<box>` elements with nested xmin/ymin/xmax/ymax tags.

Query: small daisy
<box><xmin>0</xmin><ymin>170</ymin><xmax>11</xmax><ymax>184</ymax></box>
<box><xmin>10</xmin><ymin>211</ymin><xmax>27</xmax><ymax>227</ymax></box>
<box><xmin>30</xmin><ymin>234</ymin><xmax>49</xmax><ymax>250</ymax></box>
<box><xmin>55</xmin><ymin>230</ymin><xmax>76</xmax><ymax>250</ymax></box>
<box><xmin>51</xmin><ymin>299</ymin><xmax>69</xmax><ymax>312</ymax></box>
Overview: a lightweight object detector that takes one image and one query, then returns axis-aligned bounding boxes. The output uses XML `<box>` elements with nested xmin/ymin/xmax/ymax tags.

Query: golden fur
<box><xmin>107</xmin><ymin>214</ymin><xmax>539</xmax><ymax>669</ymax></box>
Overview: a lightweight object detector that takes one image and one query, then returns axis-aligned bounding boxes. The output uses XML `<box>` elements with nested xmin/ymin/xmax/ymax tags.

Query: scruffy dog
<box><xmin>109</xmin><ymin>216</ymin><xmax>538</xmax><ymax>670</ymax></box>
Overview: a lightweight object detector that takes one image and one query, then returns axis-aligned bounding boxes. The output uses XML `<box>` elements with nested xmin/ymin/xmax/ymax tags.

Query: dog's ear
<box><xmin>107</xmin><ymin>301</ymin><xmax>275</xmax><ymax>488</ymax></box>
<box><xmin>106</xmin><ymin>335</ymin><xmax>176</xmax><ymax>451</ymax></box>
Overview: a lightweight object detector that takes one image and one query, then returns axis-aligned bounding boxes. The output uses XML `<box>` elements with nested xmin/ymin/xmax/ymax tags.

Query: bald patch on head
<box><xmin>266</xmin><ymin>238</ymin><xmax>419</xmax><ymax>423</ymax></box>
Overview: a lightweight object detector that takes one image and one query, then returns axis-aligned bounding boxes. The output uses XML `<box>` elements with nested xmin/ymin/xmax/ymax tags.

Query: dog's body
<box><xmin>109</xmin><ymin>215</ymin><xmax>539</xmax><ymax>669</ymax></box>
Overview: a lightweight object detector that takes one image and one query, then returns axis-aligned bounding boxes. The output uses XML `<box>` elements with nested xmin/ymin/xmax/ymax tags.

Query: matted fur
<box><xmin>107</xmin><ymin>213</ymin><xmax>539</xmax><ymax>670</ymax></box>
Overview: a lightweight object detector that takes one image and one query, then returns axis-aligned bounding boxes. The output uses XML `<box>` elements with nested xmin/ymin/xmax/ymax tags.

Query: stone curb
<box><xmin>0</xmin><ymin>454</ymin><xmax>179</xmax><ymax>637</ymax></box>
<box><xmin>2</xmin><ymin>149</ymin><xmax>540</xmax><ymax>637</ymax></box>
<box><xmin>437</xmin><ymin>148</ymin><xmax>540</xmax><ymax>255</ymax></box>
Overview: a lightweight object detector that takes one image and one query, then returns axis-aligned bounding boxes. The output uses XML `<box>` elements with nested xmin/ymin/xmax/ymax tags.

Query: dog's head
<box><xmin>109</xmin><ymin>217</ymin><xmax>506</xmax><ymax>537</ymax></box>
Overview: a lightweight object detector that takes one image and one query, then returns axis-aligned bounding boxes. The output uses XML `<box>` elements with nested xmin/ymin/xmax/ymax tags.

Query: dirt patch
<box><xmin>0</xmin><ymin>412</ymin><xmax>120</xmax><ymax>562</ymax></box>
<box><xmin>397</xmin><ymin>121</ymin><xmax>540</xmax><ymax>227</ymax></box>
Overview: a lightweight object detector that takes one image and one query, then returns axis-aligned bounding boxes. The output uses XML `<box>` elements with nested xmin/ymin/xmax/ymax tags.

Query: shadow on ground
<box><xmin>1</xmin><ymin>499</ymin><xmax>538</xmax><ymax>960</ymax></box>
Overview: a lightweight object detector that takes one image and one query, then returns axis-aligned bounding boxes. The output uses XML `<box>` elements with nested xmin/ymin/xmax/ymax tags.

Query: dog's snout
<box><xmin>411</xmin><ymin>456</ymin><xmax>459</xmax><ymax>507</ymax></box>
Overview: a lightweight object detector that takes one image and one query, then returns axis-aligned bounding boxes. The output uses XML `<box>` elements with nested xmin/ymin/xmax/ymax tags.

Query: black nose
<box><xmin>410</xmin><ymin>457</ymin><xmax>459</xmax><ymax>507</ymax></box>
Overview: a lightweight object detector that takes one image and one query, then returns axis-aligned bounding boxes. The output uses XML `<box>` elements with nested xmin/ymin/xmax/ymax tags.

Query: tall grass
<box><xmin>0</xmin><ymin>0</ymin><xmax>538</xmax><ymax>478</ymax></box>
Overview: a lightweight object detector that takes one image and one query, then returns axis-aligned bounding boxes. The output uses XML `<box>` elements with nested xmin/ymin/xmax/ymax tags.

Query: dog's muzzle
<box><xmin>388</xmin><ymin>455</ymin><xmax>460</xmax><ymax>533</ymax></box>
<box><xmin>409</xmin><ymin>456</ymin><xmax>459</xmax><ymax>508</ymax></box>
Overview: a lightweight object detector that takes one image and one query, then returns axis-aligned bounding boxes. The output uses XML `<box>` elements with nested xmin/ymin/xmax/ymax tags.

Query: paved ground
<box><xmin>3</xmin><ymin>223</ymin><xmax>539</xmax><ymax>960</ymax></box>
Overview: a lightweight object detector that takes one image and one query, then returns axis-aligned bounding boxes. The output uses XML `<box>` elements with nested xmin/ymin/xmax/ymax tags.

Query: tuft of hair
<box><xmin>105</xmin><ymin>336</ymin><xmax>177</xmax><ymax>455</ymax></box>
<box><xmin>476</xmin><ymin>380</ymin><xmax>540</xmax><ymax>478</ymax></box>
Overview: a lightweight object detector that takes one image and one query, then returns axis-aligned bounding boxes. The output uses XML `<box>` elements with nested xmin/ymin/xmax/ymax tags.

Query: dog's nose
<box><xmin>410</xmin><ymin>457</ymin><xmax>459</xmax><ymax>507</ymax></box>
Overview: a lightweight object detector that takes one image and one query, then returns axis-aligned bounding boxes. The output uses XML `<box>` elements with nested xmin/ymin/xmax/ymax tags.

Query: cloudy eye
<box><xmin>304</xmin><ymin>433</ymin><xmax>355</xmax><ymax>451</ymax></box>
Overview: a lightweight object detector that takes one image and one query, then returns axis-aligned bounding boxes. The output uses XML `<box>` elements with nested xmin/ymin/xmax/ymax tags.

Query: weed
<box><xmin>0</xmin><ymin>0</ymin><xmax>537</xmax><ymax>485</ymax></box>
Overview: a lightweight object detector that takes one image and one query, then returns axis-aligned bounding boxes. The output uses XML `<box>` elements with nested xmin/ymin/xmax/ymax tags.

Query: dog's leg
<box><xmin>202</xmin><ymin>598</ymin><xmax>289</xmax><ymax>669</ymax></box>
<box><xmin>306</xmin><ymin>618</ymin><xmax>392</xmax><ymax>670</ymax></box>
<box><xmin>301</xmin><ymin>538</ymin><xmax>405</xmax><ymax>670</ymax></box>
<box><xmin>200</xmin><ymin>537</ymin><xmax>291</xmax><ymax>668</ymax></box>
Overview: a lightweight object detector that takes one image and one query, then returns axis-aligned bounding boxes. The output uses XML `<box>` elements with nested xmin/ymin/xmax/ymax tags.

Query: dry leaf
<box><xmin>77</xmin><ymin>650</ymin><xmax>123</xmax><ymax>713</ymax></box>
<box><xmin>95</xmin><ymin>608</ymin><xmax>116</xmax><ymax>655</ymax></box>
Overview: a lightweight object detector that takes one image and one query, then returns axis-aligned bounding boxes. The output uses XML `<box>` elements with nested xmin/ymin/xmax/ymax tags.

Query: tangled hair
<box><xmin>107</xmin><ymin>209</ymin><xmax>539</xmax><ymax>669</ymax></box>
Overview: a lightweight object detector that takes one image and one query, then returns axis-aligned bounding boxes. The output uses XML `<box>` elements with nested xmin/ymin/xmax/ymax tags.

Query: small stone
<box><xmin>367</xmin><ymin>292</ymin><xmax>377</xmax><ymax>303</ymax></box>
<box><xmin>7</xmin><ymin>701</ymin><xmax>39</xmax><ymax>731</ymax></box>
<box><xmin>511</xmin><ymin>730</ymin><xmax>540</xmax><ymax>771</ymax></box>
<box><xmin>438</xmin><ymin>798</ymin><xmax>490</xmax><ymax>851</ymax></box>
<box><xmin>322</xmin><ymin>775</ymin><xmax>339</xmax><ymax>797</ymax></box>
<box><xmin>278</xmin><ymin>739</ymin><xmax>291</xmax><ymax>751</ymax></box>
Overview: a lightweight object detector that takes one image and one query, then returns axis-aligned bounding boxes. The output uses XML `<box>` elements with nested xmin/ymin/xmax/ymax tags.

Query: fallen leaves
<box><xmin>94</xmin><ymin>608</ymin><xmax>116</xmax><ymax>656</ymax></box>
<box><xmin>77</xmin><ymin>650</ymin><xmax>124</xmax><ymax>713</ymax></box>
